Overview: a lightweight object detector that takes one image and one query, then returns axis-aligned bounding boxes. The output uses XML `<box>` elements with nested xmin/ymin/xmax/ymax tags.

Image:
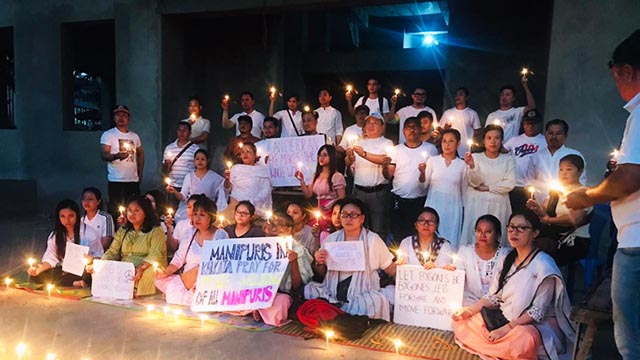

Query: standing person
<box><xmin>441</xmin><ymin>87</ymin><xmax>481</xmax><ymax>153</ymax></box>
<box><xmin>461</xmin><ymin>125</ymin><xmax>516</xmax><ymax>246</ymax></box>
<box><xmin>315</xmin><ymin>89</ymin><xmax>344</xmax><ymax>145</ymax></box>
<box><xmin>100</xmin><ymin>105</ymin><xmax>144</xmax><ymax>217</ymax></box>
<box><xmin>300</xmin><ymin>109</ymin><xmax>330</xmax><ymax>143</ymax></box>
<box><xmin>223</xmin><ymin>115</ymin><xmax>261</xmax><ymax>162</ymax></box>
<box><xmin>417</xmin><ymin>110</ymin><xmax>439</xmax><ymax>145</ymax></box>
<box><xmin>270</xmin><ymin>94</ymin><xmax>302</xmax><ymax>138</ymax></box>
<box><xmin>391</xmin><ymin>87</ymin><xmax>438</xmax><ymax>144</ymax></box>
<box><xmin>384</xmin><ymin>117</ymin><xmax>438</xmax><ymax>246</ymax></box>
<box><xmin>337</xmin><ymin>104</ymin><xmax>369</xmax><ymax>153</ymax></box>
<box><xmin>421</xmin><ymin>129</ymin><xmax>467</xmax><ymax>248</ymax></box>
<box><xmin>485</xmin><ymin>78</ymin><xmax>536</xmax><ymax>143</ymax></box>
<box><xmin>80</xmin><ymin>187</ymin><xmax>115</xmax><ymax>251</ymax></box>
<box><xmin>181</xmin><ymin>96</ymin><xmax>210</xmax><ymax>150</ymax></box>
<box><xmin>346</xmin><ymin>78</ymin><xmax>391</xmax><ymax>122</ymax></box>
<box><xmin>221</xmin><ymin>91</ymin><xmax>265</xmax><ymax>138</ymax></box>
<box><xmin>503</xmin><ymin>109</ymin><xmax>546</xmax><ymax>213</ymax></box>
<box><xmin>565</xmin><ymin>29</ymin><xmax>640</xmax><ymax>359</ymax></box>
<box><xmin>162</xmin><ymin>121</ymin><xmax>198</xmax><ymax>208</ymax></box>
<box><xmin>254</xmin><ymin>116</ymin><xmax>279</xmax><ymax>165</ymax></box>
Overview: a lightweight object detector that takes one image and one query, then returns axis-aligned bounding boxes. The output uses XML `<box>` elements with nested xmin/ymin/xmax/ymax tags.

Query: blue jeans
<box><xmin>612</xmin><ymin>247</ymin><xmax>640</xmax><ymax>358</ymax></box>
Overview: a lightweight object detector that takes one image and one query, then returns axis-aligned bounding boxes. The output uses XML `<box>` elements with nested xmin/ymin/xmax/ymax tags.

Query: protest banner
<box><xmin>261</xmin><ymin>135</ymin><xmax>325</xmax><ymax>187</ymax></box>
<box><xmin>91</xmin><ymin>260</ymin><xmax>135</xmax><ymax>300</ymax></box>
<box><xmin>62</xmin><ymin>242</ymin><xmax>89</xmax><ymax>276</ymax></box>
<box><xmin>191</xmin><ymin>237</ymin><xmax>290</xmax><ymax>312</ymax></box>
<box><xmin>324</xmin><ymin>241</ymin><xmax>366</xmax><ymax>272</ymax></box>
<box><xmin>394</xmin><ymin>266</ymin><xmax>465</xmax><ymax>331</ymax></box>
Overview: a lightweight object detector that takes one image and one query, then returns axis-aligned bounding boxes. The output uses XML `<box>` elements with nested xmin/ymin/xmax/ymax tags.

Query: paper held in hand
<box><xmin>91</xmin><ymin>260</ymin><xmax>135</xmax><ymax>300</ymax></box>
<box><xmin>324</xmin><ymin>241</ymin><xmax>366</xmax><ymax>272</ymax></box>
<box><xmin>62</xmin><ymin>242</ymin><xmax>89</xmax><ymax>276</ymax></box>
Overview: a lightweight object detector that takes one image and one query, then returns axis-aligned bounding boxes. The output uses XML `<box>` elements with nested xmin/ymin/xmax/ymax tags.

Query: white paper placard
<box><xmin>262</xmin><ymin>135</ymin><xmax>326</xmax><ymax>187</ymax></box>
<box><xmin>324</xmin><ymin>241</ymin><xmax>366</xmax><ymax>272</ymax></box>
<box><xmin>191</xmin><ymin>237</ymin><xmax>290</xmax><ymax>312</ymax></box>
<box><xmin>394</xmin><ymin>266</ymin><xmax>465</xmax><ymax>331</ymax></box>
<box><xmin>91</xmin><ymin>260</ymin><xmax>135</xmax><ymax>300</ymax></box>
<box><xmin>62</xmin><ymin>242</ymin><xmax>89</xmax><ymax>276</ymax></box>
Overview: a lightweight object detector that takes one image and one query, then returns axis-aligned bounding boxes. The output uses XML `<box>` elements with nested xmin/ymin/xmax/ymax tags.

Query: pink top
<box><xmin>311</xmin><ymin>172</ymin><xmax>346</xmax><ymax>201</ymax></box>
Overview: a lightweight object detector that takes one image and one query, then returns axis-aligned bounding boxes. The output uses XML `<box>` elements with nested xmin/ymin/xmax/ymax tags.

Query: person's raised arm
<box><xmin>522</xmin><ymin>77</ymin><xmax>536</xmax><ymax>112</ymax></box>
<box><xmin>221</xmin><ymin>99</ymin><xmax>235</xmax><ymax>129</ymax></box>
<box><xmin>566</xmin><ymin>163</ymin><xmax>640</xmax><ymax>209</ymax></box>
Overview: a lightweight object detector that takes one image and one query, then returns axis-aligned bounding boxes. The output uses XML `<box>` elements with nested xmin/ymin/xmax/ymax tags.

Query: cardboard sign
<box><xmin>62</xmin><ymin>242</ymin><xmax>89</xmax><ymax>276</ymax></box>
<box><xmin>91</xmin><ymin>260</ymin><xmax>135</xmax><ymax>300</ymax></box>
<box><xmin>261</xmin><ymin>135</ymin><xmax>326</xmax><ymax>187</ymax></box>
<box><xmin>324</xmin><ymin>241</ymin><xmax>366</xmax><ymax>272</ymax></box>
<box><xmin>191</xmin><ymin>237</ymin><xmax>290</xmax><ymax>312</ymax></box>
<box><xmin>394</xmin><ymin>266</ymin><xmax>465</xmax><ymax>331</ymax></box>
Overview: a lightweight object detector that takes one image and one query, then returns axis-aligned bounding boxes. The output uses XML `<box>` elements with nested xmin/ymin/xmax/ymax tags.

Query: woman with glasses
<box><xmin>452</xmin><ymin>214</ymin><xmax>510</xmax><ymax>306</ymax></box>
<box><xmin>305</xmin><ymin>198</ymin><xmax>398</xmax><ymax>321</ymax></box>
<box><xmin>397</xmin><ymin>207</ymin><xmax>455</xmax><ymax>269</ymax></box>
<box><xmin>460</xmin><ymin>125</ymin><xmax>515</xmax><ymax>246</ymax></box>
<box><xmin>223</xmin><ymin>200</ymin><xmax>265</xmax><ymax>238</ymax></box>
<box><xmin>452</xmin><ymin>211</ymin><xmax>574</xmax><ymax>359</ymax></box>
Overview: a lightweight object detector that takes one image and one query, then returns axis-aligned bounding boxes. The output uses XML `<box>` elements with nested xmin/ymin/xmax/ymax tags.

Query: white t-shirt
<box><xmin>82</xmin><ymin>211</ymin><xmax>114</xmax><ymax>239</ymax></box>
<box><xmin>389</xmin><ymin>142</ymin><xmax>438</xmax><ymax>198</ymax></box>
<box><xmin>181</xmin><ymin>116</ymin><xmax>211</xmax><ymax>149</ymax></box>
<box><xmin>100</xmin><ymin>127</ymin><xmax>142</xmax><ymax>182</ymax></box>
<box><xmin>42</xmin><ymin>226</ymin><xmax>103</xmax><ymax>267</ymax></box>
<box><xmin>354</xmin><ymin>136</ymin><xmax>394</xmax><ymax>187</ymax></box>
<box><xmin>338</xmin><ymin>124</ymin><xmax>364</xmax><ymax>150</ymax></box>
<box><xmin>163</xmin><ymin>140</ymin><xmax>198</xmax><ymax>188</ymax></box>
<box><xmin>273</xmin><ymin>109</ymin><xmax>303</xmax><ymax>137</ymax></box>
<box><xmin>485</xmin><ymin>106</ymin><xmax>525</xmax><ymax>143</ymax></box>
<box><xmin>612</xmin><ymin>92</ymin><xmax>640</xmax><ymax>248</ymax></box>
<box><xmin>396</xmin><ymin>105</ymin><xmax>438</xmax><ymax>144</ymax></box>
<box><xmin>230</xmin><ymin>110</ymin><xmax>265</xmax><ymax>138</ymax></box>
<box><xmin>354</xmin><ymin>96</ymin><xmax>390</xmax><ymax>117</ymax></box>
<box><xmin>442</xmin><ymin>107</ymin><xmax>481</xmax><ymax>153</ymax></box>
<box><xmin>504</xmin><ymin>133</ymin><xmax>546</xmax><ymax>186</ymax></box>
<box><xmin>315</xmin><ymin>106</ymin><xmax>344</xmax><ymax>144</ymax></box>
<box><xmin>173</xmin><ymin>219</ymin><xmax>195</xmax><ymax>245</ymax></box>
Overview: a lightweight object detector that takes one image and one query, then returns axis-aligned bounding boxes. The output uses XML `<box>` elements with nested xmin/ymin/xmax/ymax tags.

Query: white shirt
<box><xmin>504</xmin><ymin>133</ymin><xmax>547</xmax><ymax>186</ymax></box>
<box><xmin>82</xmin><ymin>211</ymin><xmax>114</xmax><ymax>239</ymax></box>
<box><xmin>273</xmin><ymin>109</ymin><xmax>303</xmax><ymax>137</ymax></box>
<box><xmin>163</xmin><ymin>140</ymin><xmax>197</xmax><ymax>188</ymax></box>
<box><xmin>230</xmin><ymin>110</ymin><xmax>265</xmax><ymax>138</ymax></box>
<box><xmin>442</xmin><ymin>107</ymin><xmax>481</xmax><ymax>153</ymax></box>
<box><xmin>100</xmin><ymin>127</ymin><xmax>142</xmax><ymax>182</ymax></box>
<box><xmin>353</xmin><ymin>137</ymin><xmax>394</xmax><ymax>187</ymax></box>
<box><xmin>173</xmin><ymin>219</ymin><xmax>195</xmax><ymax>245</ymax></box>
<box><xmin>529</xmin><ymin>145</ymin><xmax>587</xmax><ymax>201</ymax></box>
<box><xmin>42</xmin><ymin>226</ymin><xmax>103</xmax><ymax>267</ymax></box>
<box><xmin>338</xmin><ymin>124</ymin><xmax>364</xmax><ymax>150</ymax></box>
<box><xmin>389</xmin><ymin>142</ymin><xmax>438</xmax><ymax>198</ymax></box>
<box><xmin>485</xmin><ymin>106</ymin><xmax>525</xmax><ymax>143</ymax></box>
<box><xmin>354</xmin><ymin>96</ymin><xmax>390</xmax><ymax>117</ymax></box>
<box><xmin>396</xmin><ymin>105</ymin><xmax>438</xmax><ymax>144</ymax></box>
<box><xmin>315</xmin><ymin>106</ymin><xmax>343</xmax><ymax>144</ymax></box>
<box><xmin>181</xmin><ymin>116</ymin><xmax>211</xmax><ymax>149</ymax></box>
<box><xmin>612</xmin><ymin>92</ymin><xmax>640</xmax><ymax>248</ymax></box>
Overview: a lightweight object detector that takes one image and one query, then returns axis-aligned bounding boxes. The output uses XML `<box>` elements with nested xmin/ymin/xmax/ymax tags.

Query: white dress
<box><xmin>175</xmin><ymin>170</ymin><xmax>227</xmax><ymax>221</ymax></box>
<box><xmin>454</xmin><ymin>244</ymin><xmax>510</xmax><ymax>306</ymax></box>
<box><xmin>398</xmin><ymin>235</ymin><xmax>454</xmax><ymax>267</ymax></box>
<box><xmin>423</xmin><ymin>156</ymin><xmax>467</xmax><ymax>249</ymax></box>
<box><xmin>461</xmin><ymin>153</ymin><xmax>515</xmax><ymax>246</ymax></box>
<box><xmin>230</xmin><ymin>164</ymin><xmax>272</xmax><ymax>217</ymax></box>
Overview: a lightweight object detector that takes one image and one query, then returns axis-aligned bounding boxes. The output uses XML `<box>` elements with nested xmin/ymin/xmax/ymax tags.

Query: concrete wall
<box><xmin>544</xmin><ymin>0</ymin><xmax>640</xmax><ymax>185</ymax></box>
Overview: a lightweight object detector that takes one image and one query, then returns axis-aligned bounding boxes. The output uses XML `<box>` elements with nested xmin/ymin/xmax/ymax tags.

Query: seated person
<box><xmin>223</xmin><ymin>200</ymin><xmax>265</xmax><ymax>238</ymax></box>
<box><xmin>287</xmin><ymin>201</ymin><xmax>317</xmax><ymax>255</ymax></box>
<box><xmin>224</xmin><ymin>115</ymin><xmax>261</xmax><ymax>163</ymax></box>
<box><xmin>165</xmin><ymin>194</ymin><xmax>206</xmax><ymax>256</ymax></box>
<box><xmin>397</xmin><ymin>207</ymin><xmax>455</xmax><ymax>269</ymax></box>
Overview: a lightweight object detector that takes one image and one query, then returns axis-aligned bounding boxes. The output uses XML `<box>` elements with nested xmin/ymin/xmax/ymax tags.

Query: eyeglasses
<box><xmin>416</xmin><ymin>219</ymin><xmax>437</xmax><ymax>226</ymax></box>
<box><xmin>475</xmin><ymin>229</ymin><xmax>495</xmax><ymax>236</ymax></box>
<box><xmin>235</xmin><ymin>211</ymin><xmax>251</xmax><ymax>217</ymax></box>
<box><xmin>413</xmin><ymin>92</ymin><xmax>427</xmax><ymax>96</ymax></box>
<box><xmin>340</xmin><ymin>212</ymin><xmax>362</xmax><ymax>219</ymax></box>
<box><xmin>506</xmin><ymin>225</ymin><xmax>533</xmax><ymax>233</ymax></box>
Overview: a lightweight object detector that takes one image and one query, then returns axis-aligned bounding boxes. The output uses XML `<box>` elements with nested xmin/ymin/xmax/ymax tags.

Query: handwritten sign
<box><xmin>324</xmin><ymin>241</ymin><xmax>366</xmax><ymax>272</ymax></box>
<box><xmin>394</xmin><ymin>266</ymin><xmax>465</xmax><ymax>331</ymax></box>
<box><xmin>262</xmin><ymin>135</ymin><xmax>326</xmax><ymax>187</ymax></box>
<box><xmin>62</xmin><ymin>242</ymin><xmax>89</xmax><ymax>276</ymax></box>
<box><xmin>91</xmin><ymin>260</ymin><xmax>135</xmax><ymax>300</ymax></box>
<box><xmin>192</xmin><ymin>237</ymin><xmax>290</xmax><ymax>312</ymax></box>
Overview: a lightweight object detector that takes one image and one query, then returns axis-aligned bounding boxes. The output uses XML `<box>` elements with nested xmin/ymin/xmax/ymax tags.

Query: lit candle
<box><xmin>16</xmin><ymin>342</ymin><xmax>27</xmax><ymax>360</ymax></box>
<box><xmin>421</xmin><ymin>151</ymin><xmax>428</xmax><ymax>162</ymax></box>
<box><xmin>164</xmin><ymin>177</ymin><xmax>171</xmax><ymax>186</ymax></box>
<box><xmin>325</xmin><ymin>329</ymin><xmax>335</xmax><ymax>349</ymax></box>
<box><xmin>394</xmin><ymin>88</ymin><xmax>401</xmax><ymax>96</ymax></box>
<box><xmin>46</xmin><ymin>353</ymin><xmax>57</xmax><ymax>360</ymax></box>
<box><xmin>218</xmin><ymin>215</ymin><xmax>225</xmax><ymax>227</ymax></box>
<box><xmin>238</xmin><ymin>142</ymin><xmax>244</xmax><ymax>149</ymax></box>
<box><xmin>394</xmin><ymin>339</ymin><xmax>403</xmax><ymax>356</ymax></box>
<box><xmin>199</xmin><ymin>314</ymin><xmax>208</xmax><ymax>327</ymax></box>
<box><xmin>303</xmin><ymin>105</ymin><xmax>310</xmax><ymax>112</ymax></box>
<box><xmin>172</xmin><ymin>308</ymin><xmax>182</xmax><ymax>320</ymax></box>
<box><xmin>27</xmin><ymin>257</ymin><xmax>36</xmax><ymax>269</ymax></box>
<box><xmin>123</xmin><ymin>143</ymin><xmax>131</xmax><ymax>152</ymax></box>
<box><xmin>346</xmin><ymin>84</ymin><xmax>353</xmax><ymax>93</ymax></box>
<box><xmin>297</xmin><ymin>161</ymin><xmax>303</xmax><ymax>170</ymax></box>
<box><xmin>611</xmin><ymin>149</ymin><xmax>619</xmax><ymax>159</ymax></box>
<box><xmin>152</xmin><ymin>262</ymin><xmax>159</xmax><ymax>273</ymax></box>
<box><xmin>226</xmin><ymin>161</ymin><xmax>233</xmax><ymax>170</ymax></box>
<box><xmin>348</xmin><ymin>135</ymin><xmax>358</xmax><ymax>148</ymax></box>
<box><xmin>166</xmin><ymin>207</ymin><xmax>174</xmax><ymax>217</ymax></box>
<box><xmin>422</xmin><ymin>251</ymin><xmax>431</xmax><ymax>263</ymax></box>
<box><xmin>118</xmin><ymin>206</ymin><xmax>125</xmax><ymax>217</ymax></box>
<box><xmin>46</xmin><ymin>283</ymin><xmax>54</xmax><ymax>298</ymax></box>
<box><xmin>520</xmin><ymin>67</ymin><xmax>533</xmax><ymax>80</ymax></box>
<box><xmin>450</xmin><ymin>254</ymin><xmax>458</xmax><ymax>265</ymax></box>
<box><xmin>189</xmin><ymin>113</ymin><xmax>197</xmax><ymax>121</ymax></box>
<box><xmin>314</xmin><ymin>210</ymin><xmax>322</xmax><ymax>225</ymax></box>
<box><xmin>527</xmin><ymin>186</ymin><xmax>536</xmax><ymax>199</ymax></box>
<box><xmin>146</xmin><ymin>304</ymin><xmax>155</xmax><ymax>314</ymax></box>
<box><xmin>265</xmin><ymin>210</ymin><xmax>273</xmax><ymax>221</ymax></box>
<box><xmin>270</xmin><ymin>86</ymin><xmax>277</xmax><ymax>96</ymax></box>
<box><xmin>466</xmin><ymin>139</ymin><xmax>475</xmax><ymax>151</ymax></box>
<box><xmin>163</xmin><ymin>306</ymin><xmax>171</xmax><ymax>317</ymax></box>
<box><xmin>224</xmin><ymin>94</ymin><xmax>230</xmax><ymax>101</ymax></box>
<box><xmin>4</xmin><ymin>277</ymin><xmax>13</xmax><ymax>289</ymax></box>
<box><xmin>492</xmin><ymin>119</ymin><xmax>503</xmax><ymax>127</ymax></box>
<box><xmin>450</xmin><ymin>303</ymin><xmax>461</xmax><ymax>312</ymax></box>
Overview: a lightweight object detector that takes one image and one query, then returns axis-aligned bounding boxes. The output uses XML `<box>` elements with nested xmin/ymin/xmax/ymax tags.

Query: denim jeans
<box><xmin>612</xmin><ymin>246</ymin><xmax>640</xmax><ymax>358</ymax></box>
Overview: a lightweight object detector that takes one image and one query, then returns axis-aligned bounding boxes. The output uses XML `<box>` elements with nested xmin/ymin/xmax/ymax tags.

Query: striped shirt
<box><xmin>82</xmin><ymin>210</ymin><xmax>114</xmax><ymax>238</ymax></box>
<box><xmin>163</xmin><ymin>140</ymin><xmax>197</xmax><ymax>187</ymax></box>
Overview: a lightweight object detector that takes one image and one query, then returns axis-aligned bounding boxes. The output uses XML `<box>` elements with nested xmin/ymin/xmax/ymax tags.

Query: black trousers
<box><xmin>389</xmin><ymin>194</ymin><xmax>426</xmax><ymax>248</ymax></box>
<box><xmin>107</xmin><ymin>181</ymin><xmax>140</xmax><ymax>218</ymax></box>
<box><xmin>30</xmin><ymin>267</ymin><xmax>91</xmax><ymax>287</ymax></box>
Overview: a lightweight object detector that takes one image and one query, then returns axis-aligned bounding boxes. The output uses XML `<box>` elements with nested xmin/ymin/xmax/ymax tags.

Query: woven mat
<box><xmin>9</xmin><ymin>272</ymin><xmax>92</xmax><ymax>300</ymax></box>
<box><xmin>274</xmin><ymin>321</ymin><xmax>479</xmax><ymax>360</ymax></box>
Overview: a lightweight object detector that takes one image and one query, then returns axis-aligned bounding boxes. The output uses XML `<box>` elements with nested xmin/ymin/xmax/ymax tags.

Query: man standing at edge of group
<box><xmin>100</xmin><ymin>105</ymin><xmax>144</xmax><ymax>217</ymax></box>
<box><xmin>391</xmin><ymin>87</ymin><xmax>439</xmax><ymax>144</ymax></box>
<box><xmin>182</xmin><ymin>96</ymin><xmax>210</xmax><ymax>150</ymax></box>
<box><xmin>441</xmin><ymin>87</ymin><xmax>481</xmax><ymax>153</ymax></box>
<box><xmin>221</xmin><ymin>91</ymin><xmax>265</xmax><ymax>139</ymax></box>
<box><xmin>485</xmin><ymin>77</ymin><xmax>536</xmax><ymax>143</ymax></box>
<box><xmin>566</xmin><ymin>29</ymin><xmax>640</xmax><ymax>359</ymax></box>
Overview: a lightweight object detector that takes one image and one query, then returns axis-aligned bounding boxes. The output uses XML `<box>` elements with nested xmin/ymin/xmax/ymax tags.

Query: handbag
<box><xmin>480</xmin><ymin>307</ymin><xmax>509</xmax><ymax>331</ymax></box>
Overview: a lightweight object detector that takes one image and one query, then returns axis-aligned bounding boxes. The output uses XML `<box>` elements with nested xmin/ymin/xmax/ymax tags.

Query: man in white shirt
<box><xmin>441</xmin><ymin>87</ymin><xmax>481</xmax><ymax>153</ymax></box>
<box><xmin>163</xmin><ymin>121</ymin><xmax>197</xmax><ymax>196</ymax></box>
<box><xmin>99</xmin><ymin>105</ymin><xmax>144</xmax><ymax>216</ymax></box>
<box><xmin>255</xmin><ymin>117</ymin><xmax>279</xmax><ymax>165</ymax></box>
<box><xmin>346</xmin><ymin>78</ymin><xmax>391</xmax><ymax>122</ymax></box>
<box><xmin>485</xmin><ymin>78</ymin><xmax>536</xmax><ymax>143</ymax></box>
<box><xmin>391</xmin><ymin>87</ymin><xmax>438</xmax><ymax>144</ymax></box>
<box><xmin>181</xmin><ymin>97</ymin><xmax>210</xmax><ymax>149</ymax></box>
<box><xmin>383</xmin><ymin>117</ymin><xmax>438</xmax><ymax>246</ymax></box>
<box><xmin>504</xmin><ymin>109</ymin><xmax>546</xmax><ymax>213</ymax></box>
<box><xmin>269</xmin><ymin>94</ymin><xmax>302</xmax><ymax>137</ymax></box>
<box><xmin>221</xmin><ymin>91</ymin><xmax>265</xmax><ymax>138</ymax></box>
<box><xmin>566</xmin><ymin>30</ymin><xmax>640</xmax><ymax>359</ymax></box>
<box><xmin>315</xmin><ymin>88</ymin><xmax>343</xmax><ymax>145</ymax></box>
<box><xmin>338</xmin><ymin>104</ymin><xmax>369</xmax><ymax>153</ymax></box>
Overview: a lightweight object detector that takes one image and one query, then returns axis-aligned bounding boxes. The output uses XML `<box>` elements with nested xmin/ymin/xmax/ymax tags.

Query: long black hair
<box><xmin>81</xmin><ymin>187</ymin><xmax>104</xmax><ymax>211</ymax></box>
<box><xmin>53</xmin><ymin>199</ymin><xmax>81</xmax><ymax>261</ymax></box>
<box><xmin>312</xmin><ymin>144</ymin><xmax>338</xmax><ymax>192</ymax></box>
<box><xmin>122</xmin><ymin>196</ymin><xmax>160</xmax><ymax>233</ymax></box>
<box><xmin>496</xmin><ymin>210</ymin><xmax>541</xmax><ymax>293</ymax></box>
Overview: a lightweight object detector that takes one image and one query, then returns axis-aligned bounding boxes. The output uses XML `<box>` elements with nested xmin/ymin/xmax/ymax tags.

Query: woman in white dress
<box><xmin>421</xmin><ymin>128</ymin><xmax>467</xmax><ymax>249</ymax></box>
<box><xmin>460</xmin><ymin>124</ymin><xmax>515</xmax><ymax>246</ymax></box>
<box><xmin>223</xmin><ymin>143</ymin><xmax>272</xmax><ymax>219</ymax></box>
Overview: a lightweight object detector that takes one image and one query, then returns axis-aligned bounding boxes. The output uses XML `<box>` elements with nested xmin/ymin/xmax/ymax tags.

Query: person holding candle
<box><xmin>165</xmin><ymin>194</ymin><xmax>205</xmax><ymax>256</ymax></box>
<box><xmin>317</xmin><ymin>199</ymin><xmax>347</xmax><ymax>246</ymax></box>
<box><xmin>223</xmin><ymin>115</ymin><xmax>261</xmax><ymax>163</ymax></box>
<box><xmin>391</xmin><ymin>87</ymin><xmax>439</xmax><ymax>144</ymax></box>
<box><xmin>223</xmin><ymin>142</ymin><xmax>272</xmax><ymax>219</ymax></box>
<box><xmin>417</xmin><ymin>110</ymin><xmax>440</xmax><ymax>146</ymax></box>
<box><xmin>485</xmin><ymin>78</ymin><xmax>536</xmax><ymax>143</ymax></box>
<box><xmin>181</xmin><ymin>97</ymin><xmax>210</xmax><ymax>150</ymax></box>
<box><xmin>254</xmin><ymin>116</ymin><xmax>280</xmax><ymax>165</ymax></box>
<box><xmin>223</xmin><ymin>200</ymin><xmax>265</xmax><ymax>238</ymax></box>
<box><xmin>315</xmin><ymin>88</ymin><xmax>344</xmax><ymax>145</ymax></box>
<box><xmin>80</xmin><ymin>187</ymin><xmax>115</xmax><ymax>251</ymax></box>
<box><xmin>27</xmin><ymin>199</ymin><xmax>102</xmax><ymax>287</ymax></box>
<box><xmin>155</xmin><ymin>197</ymin><xmax>228</xmax><ymax>305</ymax></box>
<box><xmin>421</xmin><ymin>129</ymin><xmax>467</xmax><ymax>248</ymax></box>
<box><xmin>162</xmin><ymin>121</ymin><xmax>197</xmax><ymax>208</ymax></box>
<box><xmin>337</xmin><ymin>104</ymin><xmax>369</xmax><ymax>153</ymax></box>
<box><xmin>452</xmin><ymin>211</ymin><xmax>574</xmax><ymax>360</ymax></box>
<box><xmin>281</xmin><ymin>201</ymin><xmax>318</xmax><ymax>255</ymax></box>
<box><xmin>441</xmin><ymin>87</ymin><xmax>481</xmax><ymax>154</ymax></box>
<box><xmin>397</xmin><ymin>207</ymin><xmax>454</xmax><ymax>269</ymax></box>
<box><xmin>461</xmin><ymin>125</ymin><xmax>516</xmax><ymax>246</ymax></box>
<box><xmin>270</xmin><ymin>94</ymin><xmax>302</xmax><ymax>137</ymax></box>
<box><xmin>346</xmin><ymin>79</ymin><xmax>391</xmax><ymax>123</ymax></box>
<box><xmin>100</xmin><ymin>196</ymin><xmax>167</xmax><ymax>296</ymax></box>
<box><xmin>305</xmin><ymin>198</ymin><xmax>398</xmax><ymax>321</ymax></box>
<box><xmin>221</xmin><ymin>91</ymin><xmax>265</xmax><ymax>138</ymax></box>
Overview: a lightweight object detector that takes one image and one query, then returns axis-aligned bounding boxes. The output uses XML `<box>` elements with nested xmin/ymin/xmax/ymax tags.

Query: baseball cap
<box><xmin>523</xmin><ymin>109</ymin><xmax>542</xmax><ymax>122</ymax></box>
<box><xmin>113</xmin><ymin>104</ymin><xmax>130</xmax><ymax>115</ymax></box>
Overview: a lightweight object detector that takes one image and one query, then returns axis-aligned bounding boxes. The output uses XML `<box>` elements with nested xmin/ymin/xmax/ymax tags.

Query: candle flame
<box><xmin>466</xmin><ymin>139</ymin><xmax>475</xmax><ymax>147</ymax></box>
<box><xmin>167</xmin><ymin>207</ymin><xmax>174</xmax><ymax>215</ymax></box>
<box><xmin>422</xmin><ymin>251</ymin><xmax>430</xmax><ymax>261</ymax></box>
<box><xmin>433</xmin><ymin>121</ymin><xmax>439</xmax><ymax>130</ymax></box>
<box><xmin>297</xmin><ymin>161</ymin><xmax>303</xmax><ymax>169</ymax></box>
<box><xmin>492</xmin><ymin>119</ymin><xmax>502</xmax><ymax>126</ymax></box>
<box><xmin>325</xmin><ymin>330</ymin><xmax>335</xmax><ymax>339</ymax></box>
<box><xmin>549</xmin><ymin>180</ymin><xmax>566</xmax><ymax>194</ymax></box>
<box><xmin>421</xmin><ymin>151</ymin><xmax>428</xmax><ymax>159</ymax></box>
<box><xmin>527</xmin><ymin>186</ymin><xmax>535</xmax><ymax>195</ymax></box>
<box><xmin>451</xmin><ymin>254</ymin><xmax>458</xmax><ymax>262</ymax></box>
<box><xmin>146</xmin><ymin>304</ymin><xmax>156</xmax><ymax>312</ymax></box>
<box><xmin>266</xmin><ymin>210</ymin><xmax>273</xmax><ymax>220</ymax></box>
<box><xmin>521</xmin><ymin>67</ymin><xmax>529</xmax><ymax>75</ymax></box>
<box><xmin>303</xmin><ymin>105</ymin><xmax>310</xmax><ymax>112</ymax></box>
<box><xmin>346</xmin><ymin>84</ymin><xmax>353</xmax><ymax>92</ymax></box>
<box><xmin>5</xmin><ymin>277</ymin><xmax>13</xmax><ymax>286</ymax></box>
<box><xmin>314</xmin><ymin>210</ymin><xmax>322</xmax><ymax>219</ymax></box>
<box><xmin>238</xmin><ymin>142</ymin><xmax>243</xmax><ymax>149</ymax></box>
<box><xmin>270</xmin><ymin>86</ymin><xmax>276</xmax><ymax>94</ymax></box>
<box><xmin>16</xmin><ymin>343</ymin><xmax>27</xmax><ymax>358</ymax></box>
<box><xmin>27</xmin><ymin>258</ymin><xmax>36</xmax><ymax>267</ymax></box>
<box><xmin>226</xmin><ymin>161</ymin><xmax>233</xmax><ymax>169</ymax></box>
<box><xmin>224</xmin><ymin>94</ymin><xmax>229</xmax><ymax>101</ymax></box>
<box><xmin>164</xmin><ymin>177</ymin><xmax>171</xmax><ymax>185</ymax></box>
<box><xmin>394</xmin><ymin>88</ymin><xmax>401</xmax><ymax>95</ymax></box>
<box><xmin>394</xmin><ymin>339</ymin><xmax>403</xmax><ymax>348</ymax></box>
<box><xmin>118</xmin><ymin>205</ymin><xmax>125</xmax><ymax>213</ymax></box>
<box><xmin>611</xmin><ymin>149</ymin><xmax>619</xmax><ymax>158</ymax></box>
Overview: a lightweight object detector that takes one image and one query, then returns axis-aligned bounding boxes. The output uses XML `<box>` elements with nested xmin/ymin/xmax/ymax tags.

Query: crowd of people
<box><xmin>24</xmin><ymin>29</ymin><xmax>640</xmax><ymax>359</ymax></box>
